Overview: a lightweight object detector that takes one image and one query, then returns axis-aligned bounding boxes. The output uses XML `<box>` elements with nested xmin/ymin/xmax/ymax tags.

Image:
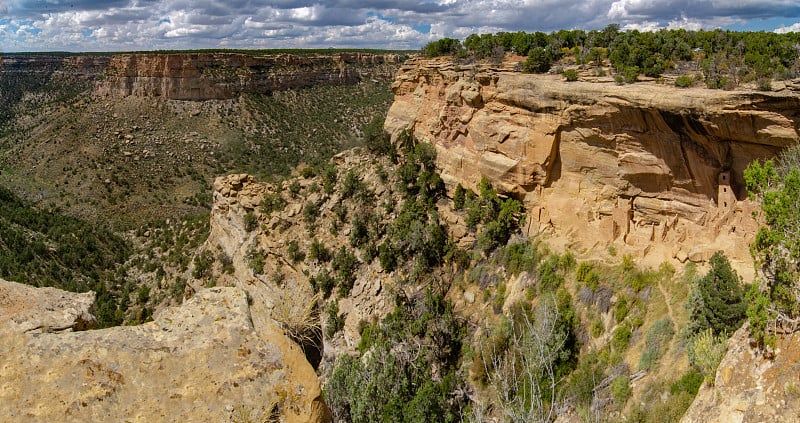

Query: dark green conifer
<box><xmin>691</xmin><ymin>251</ymin><xmax>746</xmax><ymax>336</ymax></box>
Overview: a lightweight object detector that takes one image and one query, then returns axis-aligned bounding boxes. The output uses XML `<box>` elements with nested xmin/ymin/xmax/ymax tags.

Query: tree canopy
<box><xmin>422</xmin><ymin>26</ymin><xmax>800</xmax><ymax>84</ymax></box>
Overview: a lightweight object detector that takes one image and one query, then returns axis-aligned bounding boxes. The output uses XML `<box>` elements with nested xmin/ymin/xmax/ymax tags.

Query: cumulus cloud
<box><xmin>1</xmin><ymin>0</ymin><xmax>799</xmax><ymax>51</ymax></box>
<box><xmin>775</xmin><ymin>22</ymin><xmax>800</xmax><ymax>33</ymax></box>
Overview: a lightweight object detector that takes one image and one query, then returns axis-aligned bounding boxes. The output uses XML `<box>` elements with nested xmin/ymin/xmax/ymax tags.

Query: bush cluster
<box><xmin>326</xmin><ymin>290</ymin><xmax>466</xmax><ymax>422</ymax></box>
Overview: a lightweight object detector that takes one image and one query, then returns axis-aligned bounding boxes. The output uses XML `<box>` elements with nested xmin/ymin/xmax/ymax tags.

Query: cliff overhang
<box><xmin>385</xmin><ymin>57</ymin><xmax>800</xmax><ymax>273</ymax></box>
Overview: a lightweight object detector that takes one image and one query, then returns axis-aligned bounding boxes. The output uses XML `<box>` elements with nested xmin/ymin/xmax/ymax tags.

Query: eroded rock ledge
<box><xmin>385</xmin><ymin>57</ymin><xmax>800</xmax><ymax>273</ymax></box>
<box><xmin>95</xmin><ymin>52</ymin><xmax>404</xmax><ymax>100</ymax></box>
<box><xmin>0</xmin><ymin>280</ymin><xmax>327</xmax><ymax>422</ymax></box>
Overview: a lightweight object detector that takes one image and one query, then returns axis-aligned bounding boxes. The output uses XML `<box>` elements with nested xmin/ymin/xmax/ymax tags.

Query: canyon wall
<box><xmin>1</xmin><ymin>52</ymin><xmax>404</xmax><ymax>101</ymax></box>
<box><xmin>95</xmin><ymin>52</ymin><xmax>404</xmax><ymax>100</ymax></box>
<box><xmin>385</xmin><ymin>57</ymin><xmax>800</xmax><ymax>273</ymax></box>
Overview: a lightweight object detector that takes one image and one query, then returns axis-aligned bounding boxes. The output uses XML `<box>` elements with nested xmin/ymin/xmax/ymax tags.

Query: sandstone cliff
<box><xmin>1</xmin><ymin>52</ymin><xmax>403</xmax><ymax>101</ymax></box>
<box><xmin>385</xmin><ymin>57</ymin><xmax>800</xmax><ymax>274</ymax></box>
<box><xmin>682</xmin><ymin>326</ymin><xmax>800</xmax><ymax>423</ymax></box>
<box><xmin>0</xmin><ymin>279</ymin><xmax>328</xmax><ymax>422</ymax></box>
<box><xmin>95</xmin><ymin>52</ymin><xmax>403</xmax><ymax>100</ymax></box>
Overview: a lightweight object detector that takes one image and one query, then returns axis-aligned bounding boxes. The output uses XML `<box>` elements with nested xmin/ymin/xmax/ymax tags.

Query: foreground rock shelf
<box><xmin>0</xmin><ymin>280</ymin><xmax>327</xmax><ymax>422</ymax></box>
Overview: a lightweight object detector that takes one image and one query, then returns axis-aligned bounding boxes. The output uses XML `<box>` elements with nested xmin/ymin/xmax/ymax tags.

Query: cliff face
<box><xmin>385</xmin><ymin>57</ymin><xmax>800</xmax><ymax>273</ymax></box>
<box><xmin>1</xmin><ymin>52</ymin><xmax>403</xmax><ymax>101</ymax></box>
<box><xmin>682</xmin><ymin>326</ymin><xmax>800</xmax><ymax>423</ymax></box>
<box><xmin>94</xmin><ymin>52</ymin><xmax>404</xmax><ymax>100</ymax></box>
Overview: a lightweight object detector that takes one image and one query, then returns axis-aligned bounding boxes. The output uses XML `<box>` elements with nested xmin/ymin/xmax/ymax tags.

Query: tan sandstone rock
<box><xmin>0</xmin><ymin>284</ymin><xmax>328</xmax><ymax>422</ymax></box>
<box><xmin>0</xmin><ymin>279</ymin><xmax>96</xmax><ymax>333</ymax></box>
<box><xmin>386</xmin><ymin>57</ymin><xmax>798</xmax><ymax>276</ymax></box>
<box><xmin>682</xmin><ymin>326</ymin><xmax>800</xmax><ymax>423</ymax></box>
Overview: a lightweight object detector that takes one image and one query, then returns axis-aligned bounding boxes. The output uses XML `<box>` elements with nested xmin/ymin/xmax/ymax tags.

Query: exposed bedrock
<box><xmin>385</xmin><ymin>57</ymin><xmax>800</xmax><ymax>274</ymax></box>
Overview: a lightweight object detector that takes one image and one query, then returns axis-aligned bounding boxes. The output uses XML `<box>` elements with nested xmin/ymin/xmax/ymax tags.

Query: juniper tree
<box><xmin>689</xmin><ymin>251</ymin><xmax>745</xmax><ymax>336</ymax></box>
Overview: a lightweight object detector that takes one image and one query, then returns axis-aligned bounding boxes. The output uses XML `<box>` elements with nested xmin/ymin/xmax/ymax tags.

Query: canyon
<box><xmin>1</xmin><ymin>52</ymin><xmax>799</xmax><ymax>422</ymax></box>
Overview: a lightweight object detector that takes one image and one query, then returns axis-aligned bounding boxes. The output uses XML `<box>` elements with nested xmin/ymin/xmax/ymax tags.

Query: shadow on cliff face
<box><xmin>299</xmin><ymin>329</ymin><xmax>323</xmax><ymax>370</ymax></box>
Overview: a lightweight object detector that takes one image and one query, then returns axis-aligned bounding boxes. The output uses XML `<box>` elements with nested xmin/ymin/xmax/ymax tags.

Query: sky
<box><xmin>1</xmin><ymin>0</ymin><xmax>800</xmax><ymax>52</ymax></box>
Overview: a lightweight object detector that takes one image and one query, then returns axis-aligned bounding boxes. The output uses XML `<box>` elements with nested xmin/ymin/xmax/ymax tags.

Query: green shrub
<box><xmin>332</xmin><ymin>247</ymin><xmax>359</xmax><ymax>297</ymax></box>
<box><xmin>497</xmin><ymin>240</ymin><xmax>540</xmax><ymax>276</ymax></box>
<box><xmin>453</xmin><ymin>184</ymin><xmax>466</xmax><ymax>210</ymax></box>
<box><xmin>260</xmin><ymin>192</ymin><xmax>287</xmax><ymax>216</ymax></box>
<box><xmin>614</xmin><ymin>297</ymin><xmax>629</xmax><ymax>323</ymax></box>
<box><xmin>563</xmin><ymin>69</ymin><xmax>579</xmax><ymax>81</ymax></box>
<box><xmin>422</xmin><ymin>37</ymin><xmax>463</xmax><ymax>57</ymax></box>
<box><xmin>687</xmin><ymin>328</ymin><xmax>727</xmax><ymax>385</ymax></box>
<box><xmin>623</xmin><ymin>66</ymin><xmax>639</xmax><ymax>83</ymax></box>
<box><xmin>322</xmin><ymin>165</ymin><xmax>338</xmax><ymax>194</ymax></box>
<box><xmin>670</xmin><ymin>368</ymin><xmax>703</xmax><ymax>396</ymax></box>
<box><xmin>300</xmin><ymin>166</ymin><xmax>317</xmax><ymax>178</ymax></box>
<box><xmin>243</xmin><ymin>210</ymin><xmax>258</xmax><ymax>232</ymax></box>
<box><xmin>576</xmin><ymin>263</ymin><xmax>593</xmax><ymax>284</ymax></box>
<box><xmin>612</xmin><ymin>325</ymin><xmax>632</xmax><ymax>351</ymax></box>
<box><xmin>308</xmin><ymin>238</ymin><xmax>332</xmax><ymax>263</ymax></box>
<box><xmin>675</xmin><ymin>74</ymin><xmax>695</xmax><ymax>87</ymax></box>
<box><xmin>325</xmin><ymin>299</ymin><xmax>345</xmax><ymax>338</ymax></box>
<box><xmin>248</xmin><ymin>249</ymin><xmax>265</xmax><ymax>274</ymax></box>
<box><xmin>638</xmin><ymin>318</ymin><xmax>674</xmax><ymax>371</ymax></box>
<box><xmin>591</xmin><ymin>319</ymin><xmax>604</xmax><ymax>337</ymax></box>
<box><xmin>340</xmin><ymin>169</ymin><xmax>364</xmax><ymax>200</ymax></box>
<box><xmin>746</xmin><ymin>284</ymin><xmax>775</xmax><ymax>350</ymax></box>
<box><xmin>349</xmin><ymin>214</ymin><xmax>369</xmax><ymax>248</ymax></box>
<box><xmin>362</xmin><ymin>116</ymin><xmax>395</xmax><ymax>157</ymax></box>
<box><xmin>310</xmin><ymin>269</ymin><xmax>335</xmax><ymax>299</ymax></box>
<box><xmin>611</xmin><ymin>375</ymin><xmax>632</xmax><ymax>405</ymax></box>
<box><xmin>523</xmin><ymin>47</ymin><xmax>553</xmax><ymax>73</ymax></box>
<box><xmin>192</xmin><ymin>250</ymin><xmax>213</xmax><ymax>279</ymax></box>
<box><xmin>286</xmin><ymin>240</ymin><xmax>305</xmax><ymax>263</ymax></box>
<box><xmin>218</xmin><ymin>251</ymin><xmax>235</xmax><ymax>274</ymax></box>
<box><xmin>326</xmin><ymin>291</ymin><xmax>465</xmax><ymax>422</ymax></box>
<box><xmin>538</xmin><ymin>254</ymin><xmax>565</xmax><ymax>293</ymax></box>
<box><xmin>302</xmin><ymin>200</ymin><xmax>320</xmax><ymax>224</ymax></box>
<box><xmin>688</xmin><ymin>251</ymin><xmax>745</xmax><ymax>336</ymax></box>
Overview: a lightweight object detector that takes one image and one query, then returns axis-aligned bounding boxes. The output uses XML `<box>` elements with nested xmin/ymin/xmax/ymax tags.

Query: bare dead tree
<box><xmin>479</xmin><ymin>295</ymin><xmax>567</xmax><ymax>423</ymax></box>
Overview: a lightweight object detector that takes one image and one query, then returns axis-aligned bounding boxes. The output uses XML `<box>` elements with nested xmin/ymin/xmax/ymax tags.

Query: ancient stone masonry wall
<box><xmin>385</xmin><ymin>57</ymin><xmax>800</xmax><ymax>274</ymax></box>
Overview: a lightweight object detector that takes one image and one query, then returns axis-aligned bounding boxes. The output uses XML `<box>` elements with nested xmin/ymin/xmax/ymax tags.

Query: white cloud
<box><xmin>775</xmin><ymin>22</ymin><xmax>800</xmax><ymax>33</ymax></box>
<box><xmin>1</xmin><ymin>0</ymin><xmax>800</xmax><ymax>51</ymax></box>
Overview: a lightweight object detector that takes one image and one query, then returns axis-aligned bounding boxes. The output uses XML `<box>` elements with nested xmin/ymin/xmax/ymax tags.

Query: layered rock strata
<box><xmin>0</xmin><ymin>280</ymin><xmax>328</xmax><ymax>422</ymax></box>
<box><xmin>386</xmin><ymin>57</ymin><xmax>800</xmax><ymax>273</ymax></box>
<box><xmin>95</xmin><ymin>52</ymin><xmax>403</xmax><ymax>100</ymax></box>
<box><xmin>1</xmin><ymin>52</ymin><xmax>403</xmax><ymax>101</ymax></box>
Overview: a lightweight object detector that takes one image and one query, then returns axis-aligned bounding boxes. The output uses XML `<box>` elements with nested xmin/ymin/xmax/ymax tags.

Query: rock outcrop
<box><xmin>0</xmin><ymin>280</ymin><xmax>328</xmax><ymax>422</ymax></box>
<box><xmin>95</xmin><ymin>52</ymin><xmax>404</xmax><ymax>100</ymax></box>
<box><xmin>0</xmin><ymin>279</ymin><xmax>96</xmax><ymax>333</ymax></box>
<box><xmin>205</xmin><ymin>158</ymin><xmax>398</xmax><ymax>354</ymax></box>
<box><xmin>682</xmin><ymin>326</ymin><xmax>800</xmax><ymax>423</ymax></box>
<box><xmin>386</xmin><ymin>57</ymin><xmax>800</xmax><ymax>274</ymax></box>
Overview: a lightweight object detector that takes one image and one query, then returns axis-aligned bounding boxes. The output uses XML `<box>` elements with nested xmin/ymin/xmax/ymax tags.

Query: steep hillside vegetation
<box><xmin>0</xmin><ymin>52</ymin><xmax>399</xmax><ymax>228</ymax></box>
<box><xmin>185</xmin><ymin>127</ymin><xmax>743</xmax><ymax>422</ymax></box>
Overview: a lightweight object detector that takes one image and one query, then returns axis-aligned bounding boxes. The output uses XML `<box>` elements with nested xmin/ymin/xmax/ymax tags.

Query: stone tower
<box><xmin>718</xmin><ymin>171</ymin><xmax>735</xmax><ymax>210</ymax></box>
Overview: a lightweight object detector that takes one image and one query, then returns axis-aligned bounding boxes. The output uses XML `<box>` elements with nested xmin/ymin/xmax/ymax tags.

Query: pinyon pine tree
<box><xmin>689</xmin><ymin>251</ymin><xmax>746</xmax><ymax>336</ymax></box>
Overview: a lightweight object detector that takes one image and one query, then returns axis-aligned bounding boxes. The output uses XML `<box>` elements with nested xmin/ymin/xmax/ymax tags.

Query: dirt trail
<box><xmin>658</xmin><ymin>281</ymin><xmax>677</xmax><ymax>332</ymax></box>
